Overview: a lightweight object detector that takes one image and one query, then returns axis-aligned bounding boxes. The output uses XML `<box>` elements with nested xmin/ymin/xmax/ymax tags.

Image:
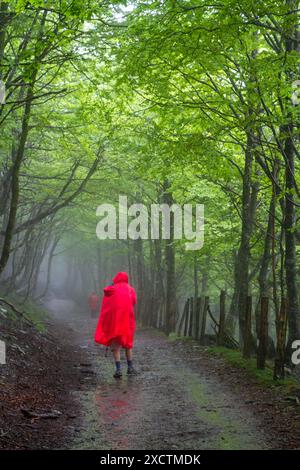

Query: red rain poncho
<box><xmin>94</xmin><ymin>272</ymin><xmax>137</xmax><ymax>349</ymax></box>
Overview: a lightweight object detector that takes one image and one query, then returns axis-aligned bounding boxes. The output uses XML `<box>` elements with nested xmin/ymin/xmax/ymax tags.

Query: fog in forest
<box><xmin>1</xmin><ymin>1</ymin><xmax>300</xmax><ymax>453</ymax></box>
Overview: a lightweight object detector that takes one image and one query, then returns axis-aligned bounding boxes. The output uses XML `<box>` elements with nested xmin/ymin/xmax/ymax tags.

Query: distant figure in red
<box><xmin>88</xmin><ymin>292</ymin><xmax>100</xmax><ymax>318</ymax></box>
<box><xmin>94</xmin><ymin>272</ymin><xmax>137</xmax><ymax>378</ymax></box>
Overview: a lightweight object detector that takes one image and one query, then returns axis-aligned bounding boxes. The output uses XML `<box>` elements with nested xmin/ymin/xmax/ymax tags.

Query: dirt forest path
<box><xmin>45</xmin><ymin>298</ymin><xmax>294</xmax><ymax>450</ymax></box>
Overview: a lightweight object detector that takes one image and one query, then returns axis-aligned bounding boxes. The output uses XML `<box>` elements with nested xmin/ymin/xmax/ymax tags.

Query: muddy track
<box><xmin>45</xmin><ymin>298</ymin><xmax>299</xmax><ymax>451</ymax></box>
<box><xmin>71</xmin><ymin>331</ymin><xmax>270</xmax><ymax>450</ymax></box>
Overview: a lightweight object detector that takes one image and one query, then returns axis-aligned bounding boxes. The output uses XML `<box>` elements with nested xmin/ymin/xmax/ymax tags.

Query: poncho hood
<box><xmin>113</xmin><ymin>272</ymin><xmax>128</xmax><ymax>284</ymax></box>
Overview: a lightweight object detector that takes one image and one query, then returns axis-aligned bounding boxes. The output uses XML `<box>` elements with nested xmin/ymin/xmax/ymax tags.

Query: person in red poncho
<box><xmin>94</xmin><ymin>272</ymin><xmax>137</xmax><ymax>378</ymax></box>
<box><xmin>88</xmin><ymin>292</ymin><xmax>100</xmax><ymax>318</ymax></box>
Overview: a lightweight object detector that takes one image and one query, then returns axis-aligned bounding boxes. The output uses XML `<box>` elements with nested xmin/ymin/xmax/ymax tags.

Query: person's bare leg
<box><xmin>125</xmin><ymin>349</ymin><xmax>132</xmax><ymax>361</ymax></box>
<box><xmin>126</xmin><ymin>348</ymin><xmax>137</xmax><ymax>374</ymax></box>
<box><xmin>112</xmin><ymin>344</ymin><xmax>122</xmax><ymax>378</ymax></box>
<box><xmin>113</xmin><ymin>347</ymin><xmax>121</xmax><ymax>362</ymax></box>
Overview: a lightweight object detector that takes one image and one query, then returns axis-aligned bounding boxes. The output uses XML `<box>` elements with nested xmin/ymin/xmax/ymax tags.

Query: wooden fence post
<box><xmin>196</xmin><ymin>297</ymin><xmax>203</xmax><ymax>340</ymax></box>
<box><xmin>217</xmin><ymin>290</ymin><xmax>226</xmax><ymax>346</ymax></box>
<box><xmin>177</xmin><ymin>299</ymin><xmax>188</xmax><ymax>336</ymax></box>
<box><xmin>188</xmin><ymin>296</ymin><xmax>194</xmax><ymax>337</ymax></box>
<box><xmin>194</xmin><ymin>297</ymin><xmax>201</xmax><ymax>340</ymax></box>
<box><xmin>257</xmin><ymin>296</ymin><xmax>269</xmax><ymax>369</ymax></box>
<box><xmin>183</xmin><ymin>298</ymin><xmax>190</xmax><ymax>336</ymax></box>
<box><xmin>192</xmin><ymin>297</ymin><xmax>198</xmax><ymax>339</ymax></box>
<box><xmin>274</xmin><ymin>297</ymin><xmax>288</xmax><ymax>380</ymax></box>
<box><xmin>243</xmin><ymin>295</ymin><xmax>252</xmax><ymax>359</ymax></box>
<box><xmin>200</xmin><ymin>296</ymin><xmax>209</xmax><ymax>344</ymax></box>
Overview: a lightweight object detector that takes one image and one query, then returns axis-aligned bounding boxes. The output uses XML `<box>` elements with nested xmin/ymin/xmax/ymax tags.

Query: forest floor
<box><xmin>1</xmin><ymin>297</ymin><xmax>300</xmax><ymax>450</ymax></box>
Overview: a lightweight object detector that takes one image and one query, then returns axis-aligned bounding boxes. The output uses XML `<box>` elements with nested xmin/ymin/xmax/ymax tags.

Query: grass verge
<box><xmin>0</xmin><ymin>291</ymin><xmax>48</xmax><ymax>332</ymax></box>
<box><xmin>207</xmin><ymin>346</ymin><xmax>300</xmax><ymax>391</ymax></box>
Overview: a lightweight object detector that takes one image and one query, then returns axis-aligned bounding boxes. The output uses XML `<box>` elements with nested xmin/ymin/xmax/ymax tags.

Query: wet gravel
<box><xmin>70</xmin><ymin>332</ymin><xmax>270</xmax><ymax>450</ymax></box>
<box><xmin>45</xmin><ymin>298</ymin><xmax>300</xmax><ymax>450</ymax></box>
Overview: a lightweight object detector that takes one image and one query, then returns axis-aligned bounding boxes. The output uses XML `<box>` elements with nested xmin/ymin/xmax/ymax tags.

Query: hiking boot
<box><xmin>113</xmin><ymin>369</ymin><xmax>122</xmax><ymax>379</ymax></box>
<box><xmin>127</xmin><ymin>366</ymin><xmax>138</xmax><ymax>375</ymax></box>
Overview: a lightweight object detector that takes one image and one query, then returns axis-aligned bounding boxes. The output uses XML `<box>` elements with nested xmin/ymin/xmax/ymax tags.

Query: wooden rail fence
<box><xmin>176</xmin><ymin>292</ymin><xmax>288</xmax><ymax>378</ymax></box>
<box><xmin>177</xmin><ymin>290</ymin><xmax>238</xmax><ymax>348</ymax></box>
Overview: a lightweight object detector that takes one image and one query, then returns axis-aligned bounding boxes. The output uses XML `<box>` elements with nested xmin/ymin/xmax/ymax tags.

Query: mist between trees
<box><xmin>0</xmin><ymin>1</ymin><xmax>299</xmax><ymax>379</ymax></box>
